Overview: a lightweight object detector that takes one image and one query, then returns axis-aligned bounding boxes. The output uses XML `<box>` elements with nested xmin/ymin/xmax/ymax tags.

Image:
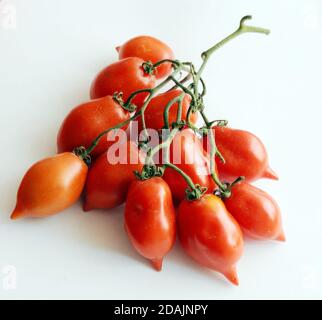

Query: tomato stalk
<box><xmin>169</xmin><ymin>76</ymin><xmax>197</xmax><ymax>106</ymax></box>
<box><xmin>152</xmin><ymin>59</ymin><xmax>181</xmax><ymax>69</ymax></box>
<box><xmin>167</xmin><ymin>73</ymin><xmax>192</xmax><ymax>92</ymax></box>
<box><xmin>163</xmin><ymin>92</ymin><xmax>185</xmax><ymax>129</ymax></box>
<box><xmin>161</xmin><ymin>94</ymin><xmax>207</xmax><ymax>200</ymax></box>
<box><xmin>164</xmin><ymin>163</ymin><xmax>207</xmax><ymax>200</ymax></box>
<box><xmin>149</xmin><ymin>127</ymin><xmax>180</xmax><ymax>160</ymax></box>
<box><xmin>195</xmin><ymin>15</ymin><xmax>270</xmax><ymax>87</ymax></box>
<box><xmin>203</xmin><ymin>120</ymin><xmax>227</xmax><ymax>163</ymax></box>
<box><xmin>199</xmin><ymin>110</ymin><xmax>228</xmax><ymax>192</ymax></box>
<box><xmin>188</xmin><ymin>15</ymin><xmax>270</xmax><ymax>197</ymax></box>
<box><xmin>117</xmin><ymin>89</ymin><xmax>152</xmax><ymax>112</ymax></box>
<box><xmin>136</xmin><ymin>123</ymin><xmax>206</xmax><ymax>200</ymax></box>
<box><xmin>186</xmin><ymin>105</ymin><xmax>199</xmax><ymax>131</ymax></box>
<box><xmin>154</xmin><ymin>128</ymin><xmax>206</xmax><ymax>200</ymax></box>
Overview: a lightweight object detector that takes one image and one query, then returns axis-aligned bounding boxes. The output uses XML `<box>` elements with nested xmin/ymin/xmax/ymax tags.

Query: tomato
<box><xmin>84</xmin><ymin>141</ymin><xmax>145</xmax><ymax>211</ymax></box>
<box><xmin>117</xmin><ymin>36</ymin><xmax>175</xmax><ymax>79</ymax></box>
<box><xmin>203</xmin><ymin>126</ymin><xmax>278</xmax><ymax>182</ymax></box>
<box><xmin>178</xmin><ymin>194</ymin><xmax>244</xmax><ymax>285</ymax></box>
<box><xmin>224</xmin><ymin>182</ymin><xmax>285</xmax><ymax>241</ymax></box>
<box><xmin>138</xmin><ymin>89</ymin><xmax>198</xmax><ymax>132</ymax></box>
<box><xmin>90</xmin><ymin>57</ymin><xmax>156</xmax><ymax>107</ymax></box>
<box><xmin>11</xmin><ymin>153</ymin><xmax>87</xmax><ymax>219</ymax></box>
<box><xmin>57</xmin><ymin>96</ymin><xmax>130</xmax><ymax>159</ymax></box>
<box><xmin>124</xmin><ymin>177</ymin><xmax>176</xmax><ymax>271</ymax></box>
<box><xmin>163</xmin><ymin>129</ymin><xmax>216</xmax><ymax>203</ymax></box>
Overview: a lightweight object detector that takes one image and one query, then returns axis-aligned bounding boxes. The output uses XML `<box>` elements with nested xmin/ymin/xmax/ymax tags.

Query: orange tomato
<box><xmin>11</xmin><ymin>153</ymin><xmax>88</xmax><ymax>219</ymax></box>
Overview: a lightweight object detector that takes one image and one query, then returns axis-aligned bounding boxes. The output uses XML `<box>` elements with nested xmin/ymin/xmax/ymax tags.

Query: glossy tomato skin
<box><xmin>163</xmin><ymin>129</ymin><xmax>216</xmax><ymax>203</ymax></box>
<box><xmin>124</xmin><ymin>177</ymin><xmax>176</xmax><ymax>271</ymax></box>
<box><xmin>57</xmin><ymin>96</ymin><xmax>130</xmax><ymax>159</ymax></box>
<box><xmin>178</xmin><ymin>194</ymin><xmax>244</xmax><ymax>285</ymax></box>
<box><xmin>224</xmin><ymin>182</ymin><xmax>285</xmax><ymax>241</ymax></box>
<box><xmin>11</xmin><ymin>153</ymin><xmax>88</xmax><ymax>219</ymax></box>
<box><xmin>117</xmin><ymin>36</ymin><xmax>175</xmax><ymax>79</ymax></box>
<box><xmin>90</xmin><ymin>57</ymin><xmax>156</xmax><ymax>107</ymax></box>
<box><xmin>203</xmin><ymin>126</ymin><xmax>278</xmax><ymax>183</ymax></box>
<box><xmin>138</xmin><ymin>89</ymin><xmax>198</xmax><ymax>132</ymax></box>
<box><xmin>84</xmin><ymin>141</ymin><xmax>145</xmax><ymax>211</ymax></box>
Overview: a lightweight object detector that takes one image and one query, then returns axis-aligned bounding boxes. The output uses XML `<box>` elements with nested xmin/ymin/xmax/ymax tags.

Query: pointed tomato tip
<box><xmin>276</xmin><ymin>230</ymin><xmax>286</xmax><ymax>242</ymax></box>
<box><xmin>115</xmin><ymin>46</ymin><xmax>120</xmax><ymax>53</ymax></box>
<box><xmin>82</xmin><ymin>202</ymin><xmax>92</xmax><ymax>212</ymax></box>
<box><xmin>151</xmin><ymin>258</ymin><xmax>163</xmax><ymax>272</ymax></box>
<box><xmin>10</xmin><ymin>207</ymin><xmax>24</xmax><ymax>220</ymax></box>
<box><xmin>263</xmin><ymin>167</ymin><xmax>279</xmax><ymax>181</ymax></box>
<box><xmin>223</xmin><ymin>266</ymin><xmax>239</xmax><ymax>286</ymax></box>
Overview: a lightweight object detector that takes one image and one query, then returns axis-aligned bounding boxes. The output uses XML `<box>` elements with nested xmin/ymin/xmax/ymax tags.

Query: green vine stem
<box><xmin>158</xmin><ymin>129</ymin><xmax>206</xmax><ymax>200</ymax></box>
<box><xmin>153</xmin><ymin>59</ymin><xmax>181</xmax><ymax>69</ymax></box>
<box><xmin>191</xmin><ymin>15</ymin><xmax>270</xmax><ymax>196</ymax></box>
<box><xmin>169</xmin><ymin>76</ymin><xmax>197</xmax><ymax>106</ymax></box>
<box><xmin>129</xmin><ymin>66</ymin><xmax>185</xmax><ymax>142</ymax></box>
<box><xmin>122</xmin><ymin>89</ymin><xmax>153</xmax><ymax>110</ymax></box>
<box><xmin>84</xmin><ymin>110</ymin><xmax>143</xmax><ymax>156</ymax></box>
<box><xmin>137</xmin><ymin>124</ymin><xmax>206</xmax><ymax>200</ymax></box>
<box><xmin>195</xmin><ymin>15</ymin><xmax>270</xmax><ymax>86</ymax></box>
<box><xmin>199</xmin><ymin>110</ymin><xmax>227</xmax><ymax>193</ymax></box>
<box><xmin>214</xmin><ymin>176</ymin><xmax>245</xmax><ymax>199</ymax></box>
<box><xmin>163</xmin><ymin>92</ymin><xmax>185</xmax><ymax>129</ymax></box>
<box><xmin>139</xmin><ymin>78</ymin><xmax>173</xmax><ymax>141</ymax></box>
<box><xmin>167</xmin><ymin>73</ymin><xmax>192</xmax><ymax>92</ymax></box>
<box><xmin>164</xmin><ymin>163</ymin><xmax>206</xmax><ymax>200</ymax></box>
<box><xmin>176</xmin><ymin>95</ymin><xmax>184</xmax><ymax>123</ymax></box>
<box><xmin>148</xmin><ymin>127</ymin><xmax>179</xmax><ymax>160</ymax></box>
<box><xmin>186</xmin><ymin>106</ymin><xmax>199</xmax><ymax>131</ymax></box>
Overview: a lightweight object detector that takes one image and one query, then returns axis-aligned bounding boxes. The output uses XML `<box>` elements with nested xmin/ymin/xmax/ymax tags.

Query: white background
<box><xmin>0</xmin><ymin>0</ymin><xmax>321</xmax><ymax>299</ymax></box>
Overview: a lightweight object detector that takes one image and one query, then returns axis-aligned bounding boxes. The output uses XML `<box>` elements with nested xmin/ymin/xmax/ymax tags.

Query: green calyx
<box><xmin>190</xmin><ymin>95</ymin><xmax>204</xmax><ymax>114</ymax></box>
<box><xmin>214</xmin><ymin>176</ymin><xmax>245</xmax><ymax>199</ymax></box>
<box><xmin>185</xmin><ymin>185</ymin><xmax>208</xmax><ymax>201</ymax></box>
<box><xmin>171</xmin><ymin>120</ymin><xmax>186</xmax><ymax>130</ymax></box>
<box><xmin>73</xmin><ymin>146</ymin><xmax>91</xmax><ymax>166</ymax></box>
<box><xmin>134</xmin><ymin>164</ymin><xmax>164</xmax><ymax>181</ymax></box>
<box><xmin>113</xmin><ymin>92</ymin><xmax>137</xmax><ymax>112</ymax></box>
<box><xmin>142</xmin><ymin>61</ymin><xmax>155</xmax><ymax>75</ymax></box>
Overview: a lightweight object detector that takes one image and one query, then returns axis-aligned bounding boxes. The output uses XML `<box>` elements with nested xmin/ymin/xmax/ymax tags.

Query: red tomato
<box><xmin>84</xmin><ymin>141</ymin><xmax>145</xmax><ymax>211</ymax></box>
<box><xmin>11</xmin><ymin>153</ymin><xmax>88</xmax><ymax>219</ymax></box>
<box><xmin>178</xmin><ymin>194</ymin><xmax>244</xmax><ymax>285</ymax></box>
<box><xmin>203</xmin><ymin>126</ymin><xmax>278</xmax><ymax>182</ymax></box>
<box><xmin>163</xmin><ymin>129</ymin><xmax>216</xmax><ymax>203</ymax></box>
<box><xmin>138</xmin><ymin>89</ymin><xmax>198</xmax><ymax>132</ymax></box>
<box><xmin>117</xmin><ymin>36</ymin><xmax>175</xmax><ymax>79</ymax></box>
<box><xmin>124</xmin><ymin>177</ymin><xmax>176</xmax><ymax>271</ymax></box>
<box><xmin>224</xmin><ymin>182</ymin><xmax>285</xmax><ymax>241</ymax></box>
<box><xmin>90</xmin><ymin>57</ymin><xmax>156</xmax><ymax>107</ymax></box>
<box><xmin>57</xmin><ymin>96</ymin><xmax>130</xmax><ymax>159</ymax></box>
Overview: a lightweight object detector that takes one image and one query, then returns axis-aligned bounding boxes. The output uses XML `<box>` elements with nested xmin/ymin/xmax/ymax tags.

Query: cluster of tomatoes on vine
<box><xmin>11</xmin><ymin>16</ymin><xmax>284</xmax><ymax>285</ymax></box>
